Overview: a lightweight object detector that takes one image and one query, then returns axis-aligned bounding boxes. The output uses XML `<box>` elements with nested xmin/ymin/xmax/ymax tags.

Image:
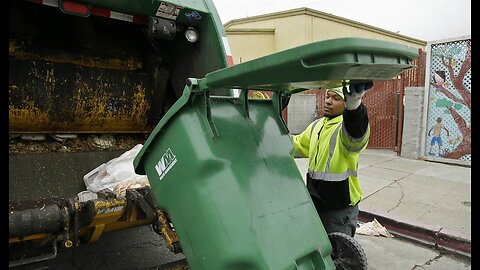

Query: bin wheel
<box><xmin>328</xmin><ymin>232</ymin><xmax>368</xmax><ymax>270</ymax></box>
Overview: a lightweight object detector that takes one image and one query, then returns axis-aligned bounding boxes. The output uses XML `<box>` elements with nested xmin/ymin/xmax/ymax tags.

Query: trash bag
<box><xmin>83</xmin><ymin>144</ymin><xmax>149</xmax><ymax>197</ymax></box>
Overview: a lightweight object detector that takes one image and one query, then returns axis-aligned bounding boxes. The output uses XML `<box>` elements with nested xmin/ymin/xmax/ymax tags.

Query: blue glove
<box><xmin>342</xmin><ymin>81</ymin><xmax>373</xmax><ymax>110</ymax></box>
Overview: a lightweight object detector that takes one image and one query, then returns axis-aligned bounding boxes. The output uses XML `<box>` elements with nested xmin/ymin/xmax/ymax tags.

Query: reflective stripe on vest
<box><xmin>308</xmin><ymin>169</ymin><xmax>358</xmax><ymax>182</ymax></box>
<box><xmin>341</xmin><ymin>123</ymin><xmax>369</xmax><ymax>152</ymax></box>
<box><xmin>325</xmin><ymin>124</ymin><xmax>341</xmax><ymax>171</ymax></box>
<box><xmin>309</xmin><ymin>118</ymin><xmax>323</xmax><ymax>138</ymax></box>
<box><xmin>308</xmin><ymin>122</ymin><xmax>358</xmax><ymax>182</ymax></box>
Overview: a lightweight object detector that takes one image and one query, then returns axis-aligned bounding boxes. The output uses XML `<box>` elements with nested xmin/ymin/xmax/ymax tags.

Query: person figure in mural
<box><xmin>428</xmin><ymin>117</ymin><xmax>449</xmax><ymax>157</ymax></box>
<box><xmin>291</xmin><ymin>81</ymin><xmax>372</xmax><ymax>237</ymax></box>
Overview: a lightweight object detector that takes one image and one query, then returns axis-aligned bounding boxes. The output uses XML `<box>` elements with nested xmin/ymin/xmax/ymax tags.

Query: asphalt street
<box><xmin>10</xmin><ymin>225</ymin><xmax>470</xmax><ymax>270</ymax></box>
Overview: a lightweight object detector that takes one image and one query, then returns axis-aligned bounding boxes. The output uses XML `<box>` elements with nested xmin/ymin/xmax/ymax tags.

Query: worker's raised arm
<box><xmin>340</xmin><ymin>82</ymin><xmax>372</xmax><ymax>153</ymax></box>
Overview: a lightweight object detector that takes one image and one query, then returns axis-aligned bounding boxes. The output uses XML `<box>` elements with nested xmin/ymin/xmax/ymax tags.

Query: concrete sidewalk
<box><xmin>294</xmin><ymin>149</ymin><xmax>471</xmax><ymax>257</ymax></box>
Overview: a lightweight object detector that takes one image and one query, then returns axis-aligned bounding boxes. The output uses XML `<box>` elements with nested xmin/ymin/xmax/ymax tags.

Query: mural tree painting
<box><xmin>430</xmin><ymin>40</ymin><xmax>471</xmax><ymax>159</ymax></box>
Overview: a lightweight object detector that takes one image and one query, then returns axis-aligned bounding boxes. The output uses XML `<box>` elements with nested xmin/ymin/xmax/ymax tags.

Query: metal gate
<box><xmin>313</xmin><ymin>83</ymin><xmax>400</xmax><ymax>149</ymax></box>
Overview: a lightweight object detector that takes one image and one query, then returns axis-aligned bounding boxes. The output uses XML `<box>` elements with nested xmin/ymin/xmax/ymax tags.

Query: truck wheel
<box><xmin>328</xmin><ymin>232</ymin><xmax>368</xmax><ymax>270</ymax></box>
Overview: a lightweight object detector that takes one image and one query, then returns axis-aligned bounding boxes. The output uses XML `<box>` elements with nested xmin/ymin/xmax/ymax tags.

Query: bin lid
<box><xmin>134</xmin><ymin>37</ymin><xmax>419</xmax><ymax>174</ymax></box>
<box><xmin>202</xmin><ymin>37</ymin><xmax>419</xmax><ymax>92</ymax></box>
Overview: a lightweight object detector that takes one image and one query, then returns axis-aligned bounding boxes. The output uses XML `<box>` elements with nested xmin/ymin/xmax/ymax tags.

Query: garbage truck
<box><xmin>9</xmin><ymin>0</ymin><xmax>235</xmax><ymax>267</ymax></box>
<box><xmin>9</xmin><ymin>0</ymin><xmax>419</xmax><ymax>269</ymax></box>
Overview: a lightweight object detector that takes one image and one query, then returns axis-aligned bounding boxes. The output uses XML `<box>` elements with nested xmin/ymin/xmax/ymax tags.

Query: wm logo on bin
<box><xmin>155</xmin><ymin>148</ymin><xmax>177</xmax><ymax>180</ymax></box>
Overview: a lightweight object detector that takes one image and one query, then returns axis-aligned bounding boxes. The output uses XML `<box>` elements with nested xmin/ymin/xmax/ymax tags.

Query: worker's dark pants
<box><xmin>311</xmin><ymin>196</ymin><xmax>359</xmax><ymax>237</ymax></box>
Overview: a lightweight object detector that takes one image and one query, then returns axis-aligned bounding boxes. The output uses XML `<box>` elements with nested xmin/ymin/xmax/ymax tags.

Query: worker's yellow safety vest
<box><xmin>292</xmin><ymin>115</ymin><xmax>370</xmax><ymax>206</ymax></box>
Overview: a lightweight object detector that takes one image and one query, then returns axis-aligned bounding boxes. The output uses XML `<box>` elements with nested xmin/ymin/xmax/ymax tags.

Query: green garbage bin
<box><xmin>134</xmin><ymin>37</ymin><xmax>418</xmax><ymax>270</ymax></box>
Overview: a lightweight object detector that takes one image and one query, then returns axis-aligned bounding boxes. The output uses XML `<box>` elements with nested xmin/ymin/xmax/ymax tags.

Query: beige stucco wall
<box><xmin>226</xmin><ymin>30</ymin><xmax>275</xmax><ymax>64</ymax></box>
<box><xmin>225</xmin><ymin>8</ymin><xmax>426</xmax><ymax>64</ymax></box>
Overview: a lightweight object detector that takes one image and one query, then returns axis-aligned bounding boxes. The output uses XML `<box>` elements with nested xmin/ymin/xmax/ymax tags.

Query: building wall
<box><xmin>310</xmin><ymin>17</ymin><xmax>420</xmax><ymax>46</ymax></box>
<box><xmin>401</xmin><ymin>87</ymin><xmax>425</xmax><ymax>159</ymax></box>
<box><xmin>226</xmin><ymin>14</ymin><xmax>311</xmax><ymax>63</ymax></box>
<box><xmin>226</xmin><ymin>30</ymin><xmax>275</xmax><ymax>64</ymax></box>
<box><xmin>225</xmin><ymin>8</ymin><xmax>426</xmax><ymax>64</ymax></box>
<box><xmin>287</xmin><ymin>94</ymin><xmax>317</xmax><ymax>135</ymax></box>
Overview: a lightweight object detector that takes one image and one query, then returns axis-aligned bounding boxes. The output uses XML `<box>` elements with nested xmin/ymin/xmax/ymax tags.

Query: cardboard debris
<box><xmin>113</xmin><ymin>178</ymin><xmax>150</xmax><ymax>198</ymax></box>
<box><xmin>357</xmin><ymin>218</ymin><xmax>394</xmax><ymax>238</ymax></box>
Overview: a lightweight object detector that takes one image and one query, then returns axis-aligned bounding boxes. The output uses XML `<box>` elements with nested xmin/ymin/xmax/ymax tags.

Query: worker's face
<box><xmin>324</xmin><ymin>91</ymin><xmax>345</xmax><ymax>117</ymax></box>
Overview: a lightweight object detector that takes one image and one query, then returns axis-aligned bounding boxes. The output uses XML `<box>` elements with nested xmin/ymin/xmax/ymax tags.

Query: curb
<box><xmin>358</xmin><ymin>207</ymin><xmax>471</xmax><ymax>258</ymax></box>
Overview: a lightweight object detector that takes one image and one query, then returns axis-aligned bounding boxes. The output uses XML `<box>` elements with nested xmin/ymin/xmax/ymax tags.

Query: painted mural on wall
<box><xmin>425</xmin><ymin>38</ymin><xmax>471</xmax><ymax>162</ymax></box>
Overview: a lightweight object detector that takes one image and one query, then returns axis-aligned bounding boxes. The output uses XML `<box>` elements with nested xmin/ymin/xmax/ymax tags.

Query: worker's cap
<box><xmin>326</xmin><ymin>86</ymin><xmax>344</xmax><ymax>100</ymax></box>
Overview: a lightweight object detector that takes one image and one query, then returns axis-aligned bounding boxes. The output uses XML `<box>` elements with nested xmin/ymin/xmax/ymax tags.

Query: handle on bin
<box><xmin>300</xmin><ymin>58</ymin><xmax>362</xmax><ymax>69</ymax></box>
<box><xmin>236</xmin><ymin>88</ymin><xmax>289</xmax><ymax>134</ymax></box>
<box><xmin>272</xmin><ymin>91</ymin><xmax>289</xmax><ymax>135</ymax></box>
<box><xmin>189</xmin><ymin>78</ymin><xmax>219</xmax><ymax>138</ymax></box>
<box><xmin>239</xmin><ymin>88</ymin><xmax>250</xmax><ymax>118</ymax></box>
<box><xmin>199</xmin><ymin>89</ymin><xmax>219</xmax><ymax>138</ymax></box>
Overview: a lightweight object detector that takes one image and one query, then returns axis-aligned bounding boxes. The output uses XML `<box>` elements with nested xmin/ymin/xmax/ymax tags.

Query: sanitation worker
<box><xmin>292</xmin><ymin>81</ymin><xmax>373</xmax><ymax>237</ymax></box>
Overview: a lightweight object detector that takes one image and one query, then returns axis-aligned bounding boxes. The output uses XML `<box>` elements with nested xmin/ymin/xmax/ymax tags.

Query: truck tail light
<box><xmin>59</xmin><ymin>0</ymin><xmax>90</xmax><ymax>17</ymax></box>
